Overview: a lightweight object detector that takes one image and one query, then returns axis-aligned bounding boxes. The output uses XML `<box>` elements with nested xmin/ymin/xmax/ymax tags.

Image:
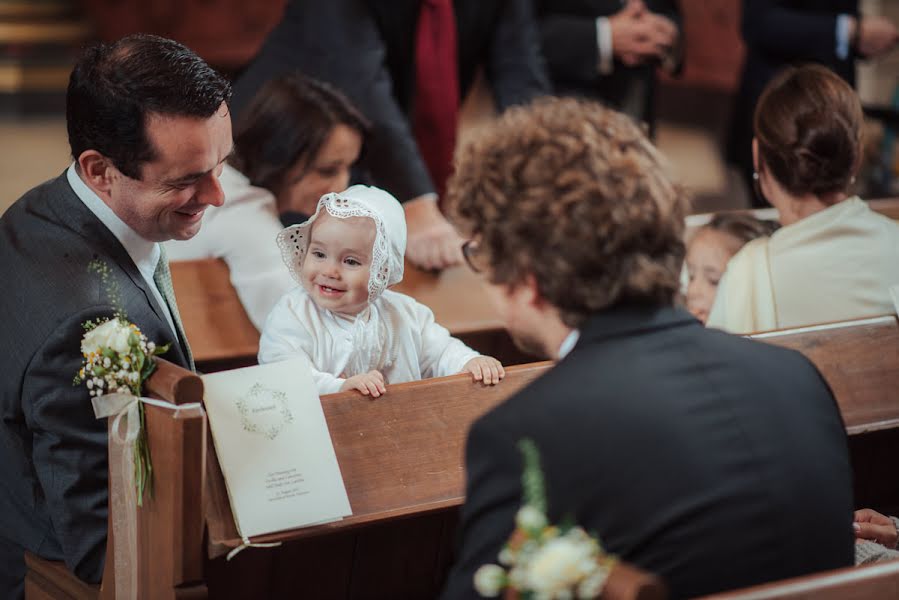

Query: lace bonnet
<box><xmin>276</xmin><ymin>184</ymin><xmax>407</xmax><ymax>300</ymax></box>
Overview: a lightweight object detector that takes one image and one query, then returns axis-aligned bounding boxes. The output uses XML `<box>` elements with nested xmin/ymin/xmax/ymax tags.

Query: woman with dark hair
<box><xmin>708</xmin><ymin>64</ymin><xmax>899</xmax><ymax>333</ymax></box>
<box><xmin>166</xmin><ymin>73</ymin><xmax>369</xmax><ymax>329</ymax></box>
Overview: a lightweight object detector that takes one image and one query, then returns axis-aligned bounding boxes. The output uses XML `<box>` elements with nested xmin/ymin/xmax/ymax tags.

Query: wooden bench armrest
<box><xmin>23</xmin><ymin>552</ymin><xmax>99</xmax><ymax>600</ymax></box>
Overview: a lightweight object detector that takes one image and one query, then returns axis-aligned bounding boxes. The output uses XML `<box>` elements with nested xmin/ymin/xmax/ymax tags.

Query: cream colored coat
<box><xmin>707</xmin><ymin>198</ymin><xmax>899</xmax><ymax>333</ymax></box>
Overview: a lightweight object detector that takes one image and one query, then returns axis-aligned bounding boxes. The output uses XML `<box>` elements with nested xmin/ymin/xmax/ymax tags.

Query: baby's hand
<box><xmin>462</xmin><ymin>356</ymin><xmax>505</xmax><ymax>385</ymax></box>
<box><xmin>341</xmin><ymin>370</ymin><xmax>387</xmax><ymax>398</ymax></box>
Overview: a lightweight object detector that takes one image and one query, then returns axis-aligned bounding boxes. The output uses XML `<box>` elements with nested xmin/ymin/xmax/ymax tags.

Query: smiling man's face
<box><xmin>105</xmin><ymin>102</ymin><xmax>233</xmax><ymax>241</ymax></box>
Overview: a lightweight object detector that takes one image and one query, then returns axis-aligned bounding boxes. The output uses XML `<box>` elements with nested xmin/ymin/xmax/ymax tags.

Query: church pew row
<box><xmin>173</xmin><ymin>197</ymin><xmax>899</xmax><ymax>373</ymax></box>
<box><xmin>24</xmin><ymin>314</ymin><xmax>899</xmax><ymax>598</ymax></box>
<box><xmin>750</xmin><ymin>315</ymin><xmax>899</xmax><ymax>516</ymax></box>
<box><xmin>696</xmin><ymin>560</ymin><xmax>899</xmax><ymax>599</ymax></box>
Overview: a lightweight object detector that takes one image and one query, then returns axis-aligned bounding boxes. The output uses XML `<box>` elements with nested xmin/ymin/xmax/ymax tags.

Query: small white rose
<box><xmin>109</xmin><ymin>325</ymin><xmax>133</xmax><ymax>354</ymax></box>
<box><xmin>473</xmin><ymin>564</ymin><xmax>506</xmax><ymax>598</ymax></box>
<box><xmin>516</xmin><ymin>505</ymin><xmax>548</xmax><ymax>531</ymax></box>
<box><xmin>576</xmin><ymin>566</ymin><xmax>609</xmax><ymax>599</ymax></box>
<box><xmin>498</xmin><ymin>547</ymin><xmax>515</xmax><ymax>566</ymax></box>
<box><xmin>81</xmin><ymin>319</ymin><xmax>132</xmax><ymax>356</ymax></box>
<box><xmin>526</xmin><ymin>537</ymin><xmax>596</xmax><ymax>597</ymax></box>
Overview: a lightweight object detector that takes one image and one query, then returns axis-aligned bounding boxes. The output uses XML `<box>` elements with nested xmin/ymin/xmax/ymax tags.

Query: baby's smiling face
<box><xmin>300</xmin><ymin>211</ymin><xmax>375</xmax><ymax>316</ymax></box>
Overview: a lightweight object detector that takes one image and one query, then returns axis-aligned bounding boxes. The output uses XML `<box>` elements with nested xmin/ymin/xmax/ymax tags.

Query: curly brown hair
<box><xmin>448</xmin><ymin>97</ymin><xmax>689</xmax><ymax>328</ymax></box>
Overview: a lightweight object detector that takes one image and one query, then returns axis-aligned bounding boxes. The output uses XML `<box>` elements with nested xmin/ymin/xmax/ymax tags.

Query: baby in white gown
<box><xmin>258</xmin><ymin>185</ymin><xmax>504</xmax><ymax>397</ymax></box>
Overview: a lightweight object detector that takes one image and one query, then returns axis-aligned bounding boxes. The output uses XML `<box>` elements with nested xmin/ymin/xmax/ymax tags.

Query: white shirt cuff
<box><xmin>596</xmin><ymin>17</ymin><xmax>614</xmax><ymax>75</ymax></box>
<box><xmin>836</xmin><ymin>14</ymin><xmax>852</xmax><ymax>60</ymax></box>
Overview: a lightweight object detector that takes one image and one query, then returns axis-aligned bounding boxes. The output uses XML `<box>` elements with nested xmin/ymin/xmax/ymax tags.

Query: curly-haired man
<box><xmin>441</xmin><ymin>98</ymin><xmax>854</xmax><ymax>599</ymax></box>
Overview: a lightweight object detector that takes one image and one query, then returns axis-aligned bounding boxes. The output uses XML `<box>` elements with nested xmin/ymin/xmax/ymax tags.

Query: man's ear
<box><xmin>511</xmin><ymin>274</ymin><xmax>542</xmax><ymax>308</ymax></box>
<box><xmin>77</xmin><ymin>150</ymin><xmax>115</xmax><ymax>195</ymax></box>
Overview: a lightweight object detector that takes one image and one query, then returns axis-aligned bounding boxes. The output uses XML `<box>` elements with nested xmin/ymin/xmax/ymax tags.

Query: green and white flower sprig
<box><xmin>73</xmin><ymin>260</ymin><xmax>169</xmax><ymax>504</ymax></box>
<box><xmin>473</xmin><ymin>439</ymin><xmax>616</xmax><ymax>600</ymax></box>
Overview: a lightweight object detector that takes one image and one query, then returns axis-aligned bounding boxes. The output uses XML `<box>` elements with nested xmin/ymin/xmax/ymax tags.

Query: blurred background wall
<box><xmin>0</xmin><ymin>0</ymin><xmax>896</xmax><ymax>215</ymax></box>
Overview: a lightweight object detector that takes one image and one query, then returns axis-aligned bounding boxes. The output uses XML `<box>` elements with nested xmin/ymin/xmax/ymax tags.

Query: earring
<box><xmin>751</xmin><ymin>171</ymin><xmax>765</xmax><ymax>205</ymax></box>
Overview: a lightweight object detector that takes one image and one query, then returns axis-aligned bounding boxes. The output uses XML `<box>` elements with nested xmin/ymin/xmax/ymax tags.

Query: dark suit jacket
<box><xmin>442</xmin><ymin>305</ymin><xmax>854</xmax><ymax>599</ymax></box>
<box><xmin>0</xmin><ymin>174</ymin><xmax>190</xmax><ymax>598</ymax></box>
<box><xmin>231</xmin><ymin>0</ymin><xmax>550</xmax><ymax>202</ymax></box>
<box><xmin>536</xmin><ymin>0</ymin><xmax>681</xmax><ymax>130</ymax></box>
<box><xmin>727</xmin><ymin>0</ymin><xmax>858</xmax><ymax>184</ymax></box>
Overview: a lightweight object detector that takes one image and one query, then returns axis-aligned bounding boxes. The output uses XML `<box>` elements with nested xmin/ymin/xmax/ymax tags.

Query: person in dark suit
<box><xmin>536</xmin><ymin>0</ymin><xmax>681</xmax><ymax>134</ymax></box>
<box><xmin>441</xmin><ymin>98</ymin><xmax>854</xmax><ymax>598</ymax></box>
<box><xmin>0</xmin><ymin>35</ymin><xmax>232</xmax><ymax>598</ymax></box>
<box><xmin>728</xmin><ymin>0</ymin><xmax>898</xmax><ymax>206</ymax></box>
<box><xmin>231</xmin><ymin>0</ymin><xmax>550</xmax><ymax>270</ymax></box>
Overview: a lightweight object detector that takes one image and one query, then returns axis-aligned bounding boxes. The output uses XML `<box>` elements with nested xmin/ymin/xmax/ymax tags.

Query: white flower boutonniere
<box><xmin>73</xmin><ymin>260</ymin><xmax>170</xmax><ymax>504</ymax></box>
<box><xmin>473</xmin><ymin>439</ymin><xmax>616</xmax><ymax>599</ymax></box>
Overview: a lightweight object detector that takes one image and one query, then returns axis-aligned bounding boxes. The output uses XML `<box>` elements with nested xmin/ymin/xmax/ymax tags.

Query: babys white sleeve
<box><xmin>413</xmin><ymin>299</ymin><xmax>481</xmax><ymax>378</ymax></box>
<box><xmin>258</xmin><ymin>294</ymin><xmax>346</xmax><ymax>395</ymax></box>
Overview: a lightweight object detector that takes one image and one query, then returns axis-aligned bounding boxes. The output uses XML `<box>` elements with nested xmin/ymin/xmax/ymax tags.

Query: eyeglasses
<box><xmin>462</xmin><ymin>239</ymin><xmax>486</xmax><ymax>274</ymax></box>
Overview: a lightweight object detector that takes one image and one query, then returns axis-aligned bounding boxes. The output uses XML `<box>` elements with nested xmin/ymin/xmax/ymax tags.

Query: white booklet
<box><xmin>201</xmin><ymin>357</ymin><xmax>351</xmax><ymax>538</ymax></box>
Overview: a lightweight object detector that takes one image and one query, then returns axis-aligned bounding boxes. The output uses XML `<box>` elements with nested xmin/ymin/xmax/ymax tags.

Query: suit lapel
<box><xmin>49</xmin><ymin>174</ymin><xmax>189</xmax><ymax>367</ymax></box>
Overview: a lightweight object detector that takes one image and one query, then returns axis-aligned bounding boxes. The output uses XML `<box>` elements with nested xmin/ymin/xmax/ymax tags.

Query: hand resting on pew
<box><xmin>461</xmin><ymin>355</ymin><xmax>505</xmax><ymax>385</ymax></box>
<box><xmin>853</xmin><ymin>508</ymin><xmax>899</xmax><ymax>565</ymax></box>
<box><xmin>340</xmin><ymin>355</ymin><xmax>506</xmax><ymax>398</ymax></box>
<box><xmin>854</xmin><ymin>508</ymin><xmax>899</xmax><ymax>549</ymax></box>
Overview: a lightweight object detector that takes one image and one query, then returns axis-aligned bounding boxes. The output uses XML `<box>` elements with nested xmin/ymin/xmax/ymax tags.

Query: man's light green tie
<box><xmin>153</xmin><ymin>246</ymin><xmax>195</xmax><ymax>372</ymax></box>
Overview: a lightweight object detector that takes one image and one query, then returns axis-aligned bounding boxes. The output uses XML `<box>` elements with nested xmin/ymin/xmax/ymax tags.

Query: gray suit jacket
<box><xmin>0</xmin><ymin>173</ymin><xmax>190</xmax><ymax>597</ymax></box>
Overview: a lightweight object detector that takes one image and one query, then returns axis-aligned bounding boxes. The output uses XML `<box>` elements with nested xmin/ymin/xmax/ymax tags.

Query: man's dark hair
<box><xmin>66</xmin><ymin>34</ymin><xmax>232</xmax><ymax>180</ymax></box>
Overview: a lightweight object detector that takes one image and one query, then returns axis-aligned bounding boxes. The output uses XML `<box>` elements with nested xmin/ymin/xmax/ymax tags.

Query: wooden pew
<box><xmin>750</xmin><ymin>315</ymin><xmax>899</xmax><ymax>436</ymax></box>
<box><xmin>24</xmin><ymin>314</ymin><xmax>899</xmax><ymax>598</ymax></box>
<box><xmin>171</xmin><ymin>258</ymin><xmax>531</xmax><ymax>372</ymax></box>
<box><xmin>202</xmin><ymin>315</ymin><xmax>899</xmax><ymax>597</ymax></box>
<box><xmin>24</xmin><ymin>359</ymin><xmax>207</xmax><ymax>599</ymax></box>
<box><xmin>203</xmin><ymin>361</ymin><xmax>552</xmax><ymax>598</ymax></box>
<box><xmin>751</xmin><ymin>315</ymin><xmax>899</xmax><ymax>515</ymax></box>
<box><xmin>697</xmin><ymin>560</ymin><xmax>899</xmax><ymax>599</ymax></box>
<box><xmin>25</xmin><ymin>359</ymin><xmax>662</xmax><ymax>600</ymax></box>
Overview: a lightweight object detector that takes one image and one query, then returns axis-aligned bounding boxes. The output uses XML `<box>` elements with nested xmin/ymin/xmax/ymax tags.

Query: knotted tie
<box><xmin>153</xmin><ymin>246</ymin><xmax>195</xmax><ymax>372</ymax></box>
<box><xmin>412</xmin><ymin>0</ymin><xmax>460</xmax><ymax>200</ymax></box>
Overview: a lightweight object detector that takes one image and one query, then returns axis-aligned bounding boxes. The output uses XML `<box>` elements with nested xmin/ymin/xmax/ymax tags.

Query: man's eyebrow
<box><xmin>167</xmin><ymin>146</ymin><xmax>235</xmax><ymax>184</ymax></box>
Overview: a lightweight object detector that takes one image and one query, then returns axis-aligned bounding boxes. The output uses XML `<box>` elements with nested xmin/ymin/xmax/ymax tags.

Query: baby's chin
<box><xmin>305</xmin><ymin>287</ymin><xmax>369</xmax><ymax>317</ymax></box>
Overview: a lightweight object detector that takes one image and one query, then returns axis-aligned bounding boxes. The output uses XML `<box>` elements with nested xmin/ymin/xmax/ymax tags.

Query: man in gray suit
<box><xmin>0</xmin><ymin>35</ymin><xmax>232</xmax><ymax>598</ymax></box>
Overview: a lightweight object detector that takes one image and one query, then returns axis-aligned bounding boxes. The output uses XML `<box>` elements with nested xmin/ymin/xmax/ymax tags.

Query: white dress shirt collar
<box><xmin>558</xmin><ymin>329</ymin><xmax>580</xmax><ymax>360</ymax></box>
<box><xmin>66</xmin><ymin>163</ymin><xmax>177</xmax><ymax>335</ymax></box>
<box><xmin>66</xmin><ymin>162</ymin><xmax>161</xmax><ymax>277</ymax></box>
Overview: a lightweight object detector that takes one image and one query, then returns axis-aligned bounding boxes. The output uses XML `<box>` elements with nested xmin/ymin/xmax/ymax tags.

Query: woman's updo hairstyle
<box><xmin>753</xmin><ymin>64</ymin><xmax>863</xmax><ymax>200</ymax></box>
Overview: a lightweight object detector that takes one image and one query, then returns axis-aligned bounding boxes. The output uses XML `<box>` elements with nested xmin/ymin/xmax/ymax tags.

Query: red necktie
<box><xmin>413</xmin><ymin>0</ymin><xmax>459</xmax><ymax>200</ymax></box>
